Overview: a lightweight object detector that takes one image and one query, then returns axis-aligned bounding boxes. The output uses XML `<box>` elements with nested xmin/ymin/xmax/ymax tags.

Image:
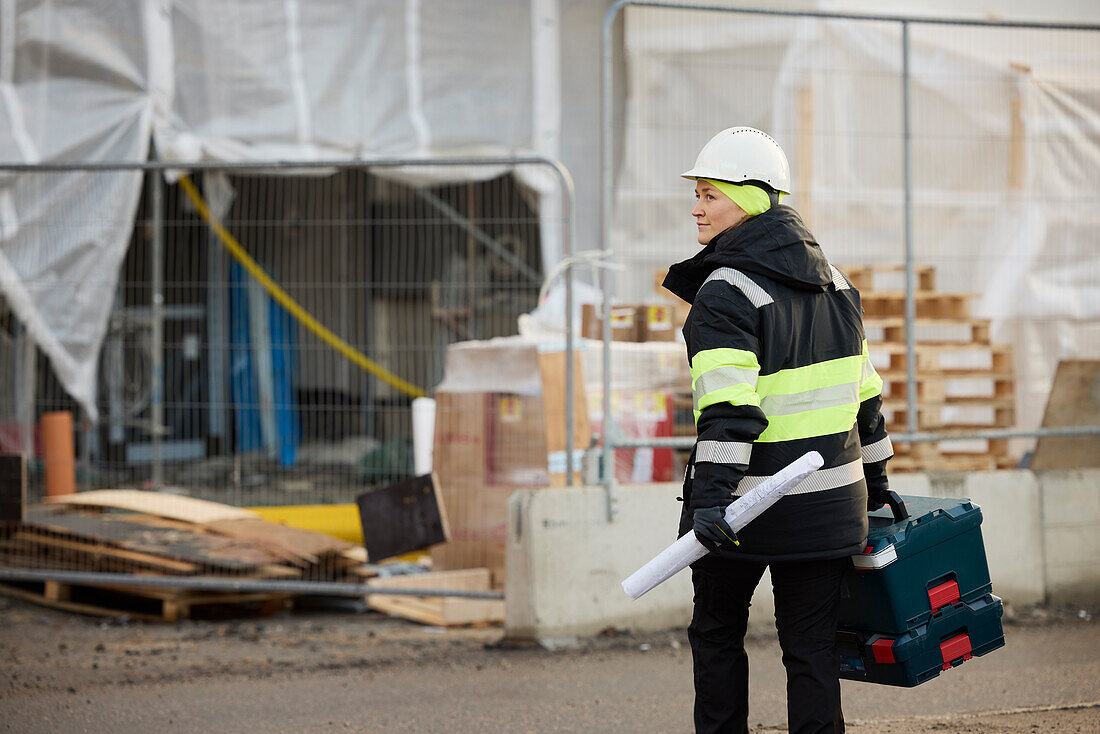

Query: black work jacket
<box><xmin>664</xmin><ymin>205</ymin><xmax>891</xmax><ymax>561</ymax></box>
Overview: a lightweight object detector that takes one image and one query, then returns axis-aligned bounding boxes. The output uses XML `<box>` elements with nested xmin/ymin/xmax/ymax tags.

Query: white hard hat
<box><xmin>681</xmin><ymin>127</ymin><xmax>791</xmax><ymax>195</ymax></box>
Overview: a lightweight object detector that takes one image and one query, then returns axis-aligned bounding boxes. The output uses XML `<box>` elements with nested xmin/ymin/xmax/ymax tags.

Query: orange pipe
<box><xmin>42</xmin><ymin>411</ymin><xmax>76</xmax><ymax>497</ymax></box>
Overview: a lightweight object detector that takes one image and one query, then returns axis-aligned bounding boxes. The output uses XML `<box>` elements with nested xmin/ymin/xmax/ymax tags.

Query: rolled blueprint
<box><xmin>621</xmin><ymin>451</ymin><xmax>825</xmax><ymax>600</ymax></box>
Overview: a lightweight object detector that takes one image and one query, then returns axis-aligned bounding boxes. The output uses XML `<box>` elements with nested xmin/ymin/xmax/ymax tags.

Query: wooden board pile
<box><xmin>0</xmin><ymin>490</ymin><xmax>358</xmax><ymax>622</ymax></box>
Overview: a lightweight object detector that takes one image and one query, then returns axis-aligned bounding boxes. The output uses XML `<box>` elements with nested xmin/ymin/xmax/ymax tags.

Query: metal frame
<box><xmin>599</xmin><ymin>1</ymin><xmax>1100</xmax><ymax>477</ymax></box>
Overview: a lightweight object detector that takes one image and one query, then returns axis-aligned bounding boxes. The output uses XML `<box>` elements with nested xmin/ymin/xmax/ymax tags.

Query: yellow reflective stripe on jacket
<box><xmin>756</xmin><ymin>402</ymin><xmax>860</xmax><ymax>443</ymax></box>
<box><xmin>755</xmin><ymin>354</ymin><xmax>862</xmax><ymax>396</ymax></box>
<box><xmin>752</xmin><ymin>353</ymin><xmax>863</xmax><ymax>443</ymax></box>
<box><xmin>691</xmin><ymin>347</ymin><xmax>761</xmax><ymax>423</ymax></box>
<box><xmin>859</xmin><ymin>340</ymin><xmax>884</xmax><ymax>401</ymax></box>
<box><xmin>691</xmin><ymin>347</ymin><xmax>760</xmax><ymax>378</ymax></box>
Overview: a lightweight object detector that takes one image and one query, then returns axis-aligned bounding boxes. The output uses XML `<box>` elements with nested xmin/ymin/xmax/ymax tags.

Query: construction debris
<box><xmin>0</xmin><ymin>491</ymin><xmax>359</xmax><ymax>621</ymax></box>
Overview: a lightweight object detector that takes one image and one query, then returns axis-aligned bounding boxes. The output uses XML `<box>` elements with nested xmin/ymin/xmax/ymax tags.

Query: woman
<box><xmin>662</xmin><ymin>127</ymin><xmax>893</xmax><ymax>734</ymax></box>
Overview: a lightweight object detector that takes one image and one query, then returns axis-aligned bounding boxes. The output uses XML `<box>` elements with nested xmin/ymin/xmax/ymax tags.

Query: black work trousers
<box><xmin>689</xmin><ymin>554</ymin><xmax>848</xmax><ymax>734</ymax></box>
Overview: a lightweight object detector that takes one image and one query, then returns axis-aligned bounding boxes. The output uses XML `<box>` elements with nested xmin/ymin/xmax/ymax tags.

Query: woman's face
<box><xmin>692</xmin><ymin>180</ymin><xmax>748</xmax><ymax>245</ymax></box>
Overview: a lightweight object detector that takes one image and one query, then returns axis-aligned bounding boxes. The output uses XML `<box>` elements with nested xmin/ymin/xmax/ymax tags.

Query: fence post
<box><xmin>150</xmin><ymin>169</ymin><xmax>165</xmax><ymax>489</ymax></box>
<box><xmin>901</xmin><ymin>19</ymin><xmax>918</xmax><ymax>437</ymax></box>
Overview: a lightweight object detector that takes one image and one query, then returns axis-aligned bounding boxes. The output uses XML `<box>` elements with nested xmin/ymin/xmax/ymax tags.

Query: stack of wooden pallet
<box><xmin>0</xmin><ymin>490</ymin><xmax>358</xmax><ymax>622</ymax></box>
<box><xmin>846</xmin><ymin>265</ymin><xmax>1017</xmax><ymax>472</ymax></box>
<box><xmin>656</xmin><ymin>265</ymin><xmax>1017</xmax><ymax>472</ymax></box>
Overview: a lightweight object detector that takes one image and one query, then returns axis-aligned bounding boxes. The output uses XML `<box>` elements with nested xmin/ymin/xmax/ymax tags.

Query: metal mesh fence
<box><xmin>601</xmin><ymin>3</ymin><xmax>1100</xmax><ymax>474</ymax></box>
<box><xmin>0</xmin><ymin>160</ymin><xmax>569</xmax><ymax>600</ymax></box>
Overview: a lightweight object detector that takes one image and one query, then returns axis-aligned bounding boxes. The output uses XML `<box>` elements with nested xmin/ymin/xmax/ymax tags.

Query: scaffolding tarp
<box><xmin>0</xmin><ymin>0</ymin><xmax>561</xmax><ymax>419</ymax></box>
<box><xmin>613</xmin><ymin>9</ymin><xmax>1100</xmax><ymax>433</ymax></box>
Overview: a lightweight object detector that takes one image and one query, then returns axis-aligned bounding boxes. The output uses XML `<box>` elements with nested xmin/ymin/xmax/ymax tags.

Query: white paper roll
<box><xmin>621</xmin><ymin>451</ymin><xmax>824</xmax><ymax>600</ymax></box>
<box><xmin>411</xmin><ymin>397</ymin><xmax>437</xmax><ymax>476</ymax></box>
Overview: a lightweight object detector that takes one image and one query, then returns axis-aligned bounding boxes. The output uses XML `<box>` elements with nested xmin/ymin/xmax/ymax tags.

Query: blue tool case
<box><xmin>838</xmin><ymin>493</ymin><xmax>994</xmax><ymax>634</ymax></box>
<box><xmin>835</xmin><ymin>492</ymin><xmax>1004</xmax><ymax>687</ymax></box>
<box><xmin>838</xmin><ymin>593</ymin><xmax>1006</xmax><ymax>687</ymax></box>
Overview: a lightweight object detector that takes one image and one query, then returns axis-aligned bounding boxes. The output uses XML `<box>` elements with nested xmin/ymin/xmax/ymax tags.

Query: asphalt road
<box><xmin>0</xmin><ymin>598</ymin><xmax>1097</xmax><ymax>733</ymax></box>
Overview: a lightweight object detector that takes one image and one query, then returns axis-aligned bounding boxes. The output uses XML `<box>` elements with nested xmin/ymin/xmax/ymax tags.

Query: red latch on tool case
<box><xmin>871</xmin><ymin>638</ymin><xmax>895</xmax><ymax>664</ymax></box>
<box><xmin>939</xmin><ymin>633</ymin><xmax>973</xmax><ymax>669</ymax></box>
<box><xmin>928</xmin><ymin>580</ymin><xmax>961</xmax><ymax>612</ymax></box>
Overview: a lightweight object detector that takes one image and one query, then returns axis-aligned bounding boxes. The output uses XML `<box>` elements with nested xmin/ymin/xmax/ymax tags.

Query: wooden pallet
<box><xmin>366</xmin><ymin>568</ymin><xmax>504</xmax><ymax>627</ymax></box>
<box><xmin>863</xmin><ymin>317</ymin><xmax>992</xmax><ymax>345</ymax></box>
<box><xmin>0</xmin><ymin>579</ymin><xmax>291</xmax><ymax>622</ymax></box>
<box><xmin>860</xmin><ymin>291</ymin><xmax>976</xmax><ymax>320</ymax></box>
<box><xmin>841</xmin><ymin>265</ymin><xmax>938</xmax><ymax>293</ymax></box>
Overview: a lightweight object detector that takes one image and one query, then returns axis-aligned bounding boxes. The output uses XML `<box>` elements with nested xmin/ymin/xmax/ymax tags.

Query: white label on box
<box><xmin>547</xmin><ymin>449</ymin><xmax>587</xmax><ymax>475</ymax></box>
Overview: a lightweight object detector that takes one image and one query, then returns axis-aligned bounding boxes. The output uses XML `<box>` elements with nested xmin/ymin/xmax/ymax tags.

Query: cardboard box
<box><xmin>582</xmin><ymin>302</ymin><xmax>685</xmax><ymax>343</ymax></box>
<box><xmin>430</xmin><ymin>337</ymin><xmax>590</xmax><ymax>583</ymax></box>
<box><xmin>639</xmin><ymin>304</ymin><xmax>677</xmax><ymax>342</ymax></box>
<box><xmin>582</xmin><ymin>303</ymin><xmax>642</xmax><ymax>342</ymax></box>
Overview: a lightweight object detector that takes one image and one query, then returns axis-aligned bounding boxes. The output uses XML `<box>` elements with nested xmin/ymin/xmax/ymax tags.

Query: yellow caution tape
<box><xmin>178</xmin><ymin>174</ymin><xmax>427</xmax><ymax>399</ymax></box>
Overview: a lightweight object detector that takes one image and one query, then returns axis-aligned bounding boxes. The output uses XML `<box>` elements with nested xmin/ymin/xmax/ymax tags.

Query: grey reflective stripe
<box><xmin>695</xmin><ymin>440</ymin><xmax>752</xmax><ymax>465</ymax></box>
<box><xmin>734</xmin><ymin>459</ymin><xmax>864</xmax><ymax>497</ymax></box>
<box><xmin>759</xmin><ymin>381</ymin><xmax>860</xmax><ymax>417</ymax></box>
<box><xmin>704</xmin><ymin>267</ymin><xmax>773</xmax><ymax>308</ymax></box>
<box><xmin>861</xmin><ymin>358</ymin><xmax>877</xmax><ymax>383</ymax></box>
<box><xmin>829</xmin><ymin>265</ymin><xmax>850</xmax><ymax>291</ymax></box>
<box><xmin>861</xmin><ymin>436</ymin><xmax>894</xmax><ymax>463</ymax></box>
<box><xmin>693</xmin><ymin>365</ymin><xmax>759</xmax><ymax>405</ymax></box>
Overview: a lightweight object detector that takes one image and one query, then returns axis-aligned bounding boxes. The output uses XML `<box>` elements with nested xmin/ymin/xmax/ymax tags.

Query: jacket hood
<box><xmin>663</xmin><ymin>205</ymin><xmax>832</xmax><ymax>304</ymax></box>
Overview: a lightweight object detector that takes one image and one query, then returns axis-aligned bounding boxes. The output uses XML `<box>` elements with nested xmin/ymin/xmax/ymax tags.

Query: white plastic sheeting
<box><xmin>612</xmin><ymin>8</ymin><xmax>1100</xmax><ymax>433</ymax></box>
<box><xmin>0</xmin><ymin>0</ymin><xmax>561</xmax><ymax>419</ymax></box>
<box><xmin>0</xmin><ymin>0</ymin><xmax>153</xmax><ymax>423</ymax></box>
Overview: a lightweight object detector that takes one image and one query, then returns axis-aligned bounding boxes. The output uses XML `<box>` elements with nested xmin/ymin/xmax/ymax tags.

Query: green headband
<box><xmin>702</xmin><ymin>178</ymin><xmax>782</xmax><ymax>217</ymax></box>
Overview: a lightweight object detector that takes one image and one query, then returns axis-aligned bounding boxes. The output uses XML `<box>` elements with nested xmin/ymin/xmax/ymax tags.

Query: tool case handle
<box><xmin>882</xmin><ymin>490</ymin><xmax>909</xmax><ymax>522</ymax></box>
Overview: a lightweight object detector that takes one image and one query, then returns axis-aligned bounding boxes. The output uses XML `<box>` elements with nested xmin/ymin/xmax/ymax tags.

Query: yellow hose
<box><xmin>178</xmin><ymin>174</ymin><xmax>427</xmax><ymax>399</ymax></box>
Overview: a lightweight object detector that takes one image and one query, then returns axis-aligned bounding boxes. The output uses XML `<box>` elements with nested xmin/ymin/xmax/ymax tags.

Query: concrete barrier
<box><xmin>505</xmin><ymin>469</ymin><xmax>1100</xmax><ymax>642</ymax></box>
<box><xmin>1038</xmin><ymin>469</ymin><xmax>1100</xmax><ymax>605</ymax></box>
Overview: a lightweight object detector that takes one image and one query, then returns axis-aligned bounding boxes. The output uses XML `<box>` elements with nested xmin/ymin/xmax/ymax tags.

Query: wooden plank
<box><xmin>0</xmin><ymin>581</ymin><xmax>164</xmax><ymax>623</ymax></box>
<box><xmin>366</xmin><ymin>569</ymin><xmax>503</xmax><ymax>626</ymax></box>
<box><xmin>0</xmin><ymin>453</ymin><xmax>25</xmax><ymax>523</ymax></box>
<box><xmin>797</xmin><ymin>84</ymin><xmax>815</xmax><ymax>228</ymax></box>
<box><xmin>0</xmin><ymin>580</ymin><xmax>292</xmax><ymax>623</ymax></box>
<box><xmin>367</xmin><ymin>595</ymin><xmax>444</xmax><ymax>626</ymax></box>
<box><xmin>1031</xmin><ymin>360</ymin><xmax>1100</xmax><ymax>470</ymax></box>
<box><xmin>11</xmin><ymin>530</ymin><xmax>199</xmax><ymax>573</ymax></box>
<box><xmin>203</xmin><ymin>517</ymin><xmax>353</xmax><ymax>565</ymax></box>
<box><xmin>24</xmin><ymin>508</ymin><xmax>283</xmax><ymax>570</ymax></box>
<box><xmin>368</xmin><ymin>594</ymin><xmax>504</xmax><ymax>627</ymax></box>
<box><xmin>45</xmin><ymin>490</ymin><xmax>256</xmax><ymax>523</ymax></box>
<box><xmin>356</xmin><ymin>474</ymin><xmax>450</xmax><ymax>563</ymax></box>
<box><xmin>368</xmin><ymin>568</ymin><xmax>491</xmax><ymax>591</ymax></box>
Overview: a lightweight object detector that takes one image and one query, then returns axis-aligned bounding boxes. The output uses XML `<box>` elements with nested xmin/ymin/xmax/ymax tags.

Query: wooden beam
<box><xmin>1009</xmin><ymin>63</ymin><xmax>1030</xmax><ymax>191</ymax></box>
<box><xmin>797</xmin><ymin>85</ymin><xmax>815</xmax><ymax>227</ymax></box>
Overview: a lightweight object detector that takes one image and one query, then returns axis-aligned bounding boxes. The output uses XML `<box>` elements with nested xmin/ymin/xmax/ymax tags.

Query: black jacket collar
<box><xmin>662</xmin><ymin>205</ymin><xmax>833</xmax><ymax>304</ymax></box>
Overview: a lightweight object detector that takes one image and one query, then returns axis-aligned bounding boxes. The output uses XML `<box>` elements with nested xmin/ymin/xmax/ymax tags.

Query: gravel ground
<box><xmin>0</xmin><ymin>595</ymin><xmax>1096</xmax><ymax>732</ymax></box>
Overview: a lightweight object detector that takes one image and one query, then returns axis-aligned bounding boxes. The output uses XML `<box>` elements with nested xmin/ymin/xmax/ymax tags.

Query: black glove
<box><xmin>693</xmin><ymin>506</ymin><xmax>739</xmax><ymax>552</ymax></box>
<box><xmin>867</xmin><ymin>487</ymin><xmax>891</xmax><ymax>511</ymax></box>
